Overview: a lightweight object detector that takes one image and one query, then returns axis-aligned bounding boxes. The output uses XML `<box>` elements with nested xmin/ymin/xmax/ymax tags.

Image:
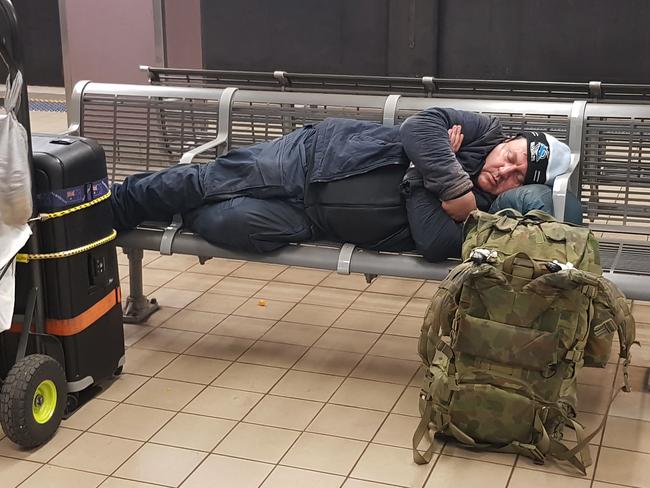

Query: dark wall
<box><xmin>201</xmin><ymin>0</ymin><xmax>649</xmax><ymax>83</ymax></box>
<box><xmin>13</xmin><ymin>0</ymin><xmax>64</xmax><ymax>86</ymax></box>
<box><xmin>439</xmin><ymin>0</ymin><xmax>650</xmax><ymax>83</ymax></box>
<box><xmin>202</xmin><ymin>0</ymin><xmax>389</xmax><ymax>74</ymax></box>
<box><xmin>201</xmin><ymin>0</ymin><xmax>437</xmax><ymax>76</ymax></box>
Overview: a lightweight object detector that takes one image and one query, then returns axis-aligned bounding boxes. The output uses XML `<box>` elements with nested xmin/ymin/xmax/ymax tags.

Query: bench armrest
<box><xmin>62</xmin><ymin>124</ymin><xmax>80</xmax><ymax>136</ymax></box>
<box><xmin>179</xmin><ymin>134</ymin><xmax>229</xmax><ymax>165</ymax></box>
<box><xmin>178</xmin><ymin>86</ymin><xmax>238</xmax><ymax>165</ymax></box>
<box><xmin>552</xmin><ymin>152</ymin><xmax>580</xmax><ymax>222</ymax></box>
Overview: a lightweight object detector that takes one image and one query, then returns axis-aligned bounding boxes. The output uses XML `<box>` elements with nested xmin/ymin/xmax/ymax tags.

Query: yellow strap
<box><xmin>36</xmin><ymin>190</ymin><xmax>112</xmax><ymax>222</ymax></box>
<box><xmin>16</xmin><ymin>229</ymin><xmax>117</xmax><ymax>263</ymax></box>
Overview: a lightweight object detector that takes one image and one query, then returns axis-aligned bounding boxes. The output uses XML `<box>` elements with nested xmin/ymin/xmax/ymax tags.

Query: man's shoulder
<box><xmin>315</xmin><ymin>117</ymin><xmax>397</xmax><ymax>141</ymax></box>
<box><xmin>318</xmin><ymin>117</ymin><xmax>381</xmax><ymax>128</ymax></box>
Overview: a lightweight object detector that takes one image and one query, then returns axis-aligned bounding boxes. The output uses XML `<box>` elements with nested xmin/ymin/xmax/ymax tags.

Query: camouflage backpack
<box><xmin>413</xmin><ymin>209</ymin><xmax>636</xmax><ymax>473</ymax></box>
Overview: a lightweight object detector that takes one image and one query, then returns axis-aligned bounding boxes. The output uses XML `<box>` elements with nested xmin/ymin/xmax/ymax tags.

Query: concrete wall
<box><xmin>164</xmin><ymin>0</ymin><xmax>202</xmax><ymax>68</ymax></box>
<box><xmin>59</xmin><ymin>0</ymin><xmax>203</xmax><ymax>101</ymax></box>
<box><xmin>60</xmin><ymin>0</ymin><xmax>157</xmax><ymax>91</ymax></box>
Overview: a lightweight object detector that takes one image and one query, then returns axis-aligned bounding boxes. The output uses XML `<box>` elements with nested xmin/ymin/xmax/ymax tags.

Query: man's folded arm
<box><xmin>405</xmin><ymin>185</ymin><xmax>463</xmax><ymax>262</ymax></box>
<box><xmin>399</xmin><ymin>107</ymin><xmax>497</xmax><ymax>201</ymax></box>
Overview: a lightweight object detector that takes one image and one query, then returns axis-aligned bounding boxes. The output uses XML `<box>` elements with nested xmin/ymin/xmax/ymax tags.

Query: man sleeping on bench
<box><xmin>109</xmin><ymin>108</ymin><xmax>582</xmax><ymax>262</ymax></box>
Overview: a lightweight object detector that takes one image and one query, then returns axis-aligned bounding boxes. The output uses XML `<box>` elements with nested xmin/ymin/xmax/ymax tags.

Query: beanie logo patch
<box><xmin>520</xmin><ymin>131</ymin><xmax>551</xmax><ymax>185</ymax></box>
<box><xmin>530</xmin><ymin>141</ymin><xmax>549</xmax><ymax>163</ymax></box>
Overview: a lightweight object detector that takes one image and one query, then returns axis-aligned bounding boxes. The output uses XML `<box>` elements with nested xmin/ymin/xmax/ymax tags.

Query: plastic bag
<box><xmin>0</xmin><ymin>259</ymin><xmax>17</xmax><ymax>332</ymax></box>
<box><xmin>0</xmin><ymin>71</ymin><xmax>32</xmax><ymax>226</ymax></box>
<box><xmin>0</xmin><ymin>222</ymin><xmax>31</xmax><ymax>332</ymax></box>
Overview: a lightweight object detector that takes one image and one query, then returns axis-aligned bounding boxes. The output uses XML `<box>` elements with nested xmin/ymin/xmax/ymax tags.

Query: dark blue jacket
<box><xmin>308</xmin><ymin>108</ymin><xmax>505</xmax><ymax>260</ymax></box>
<box><xmin>310</xmin><ymin>108</ymin><xmax>503</xmax><ymax>195</ymax></box>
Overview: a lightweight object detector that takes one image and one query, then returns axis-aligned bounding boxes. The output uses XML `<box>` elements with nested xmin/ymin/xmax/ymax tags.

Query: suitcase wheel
<box><xmin>0</xmin><ymin>354</ymin><xmax>67</xmax><ymax>448</ymax></box>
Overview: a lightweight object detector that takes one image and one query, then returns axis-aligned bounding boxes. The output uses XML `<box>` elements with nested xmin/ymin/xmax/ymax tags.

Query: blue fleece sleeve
<box><xmin>399</xmin><ymin>107</ymin><xmax>497</xmax><ymax>201</ymax></box>
<box><xmin>405</xmin><ymin>185</ymin><xmax>463</xmax><ymax>262</ymax></box>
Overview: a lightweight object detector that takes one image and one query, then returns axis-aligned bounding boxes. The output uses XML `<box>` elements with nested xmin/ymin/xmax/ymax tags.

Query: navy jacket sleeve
<box><xmin>399</xmin><ymin>107</ymin><xmax>500</xmax><ymax>201</ymax></box>
<box><xmin>405</xmin><ymin>186</ymin><xmax>494</xmax><ymax>262</ymax></box>
<box><xmin>405</xmin><ymin>185</ymin><xmax>463</xmax><ymax>262</ymax></box>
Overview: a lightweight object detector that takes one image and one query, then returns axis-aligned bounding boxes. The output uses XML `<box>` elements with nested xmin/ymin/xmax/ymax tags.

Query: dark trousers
<box><xmin>110</xmin><ymin>128</ymin><xmax>315</xmax><ymax>253</ymax></box>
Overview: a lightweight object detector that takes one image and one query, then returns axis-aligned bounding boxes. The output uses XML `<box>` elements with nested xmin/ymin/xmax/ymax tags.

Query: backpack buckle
<box><xmin>593</xmin><ymin>319</ymin><xmax>617</xmax><ymax>337</ymax></box>
<box><xmin>545</xmin><ymin>260</ymin><xmax>574</xmax><ymax>273</ymax></box>
<box><xmin>541</xmin><ymin>363</ymin><xmax>558</xmax><ymax>378</ymax></box>
<box><xmin>435</xmin><ymin>340</ymin><xmax>454</xmax><ymax>360</ymax></box>
<box><xmin>470</xmin><ymin>248</ymin><xmax>498</xmax><ymax>265</ymax></box>
<box><xmin>564</xmin><ymin>349</ymin><xmax>584</xmax><ymax>363</ymax></box>
<box><xmin>581</xmin><ymin>284</ymin><xmax>598</xmax><ymax>298</ymax></box>
<box><xmin>623</xmin><ymin>359</ymin><xmax>632</xmax><ymax>392</ymax></box>
<box><xmin>512</xmin><ymin>441</ymin><xmax>546</xmax><ymax>463</ymax></box>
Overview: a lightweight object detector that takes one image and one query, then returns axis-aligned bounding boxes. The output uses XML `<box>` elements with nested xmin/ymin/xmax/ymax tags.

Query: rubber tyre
<box><xmin>0</xmin><ymin>354</ymin><xmax>67</xmax><ymax>448</ymax></box>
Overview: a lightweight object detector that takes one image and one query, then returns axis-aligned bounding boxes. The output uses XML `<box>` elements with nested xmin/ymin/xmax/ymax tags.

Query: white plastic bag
<box><xmin>0</xmin><ymin>259</ymin><xmax>17</xmax><ymax>332</ymax></box>
<box><xmin>0</xmin><ymin>71</ymin><xmax>32</xmax><ymax>226</ymax></box>
<box><xmin>0</xmin><ymin>222</ymin><xmax>31</xmax><ymax>332</ymax></box>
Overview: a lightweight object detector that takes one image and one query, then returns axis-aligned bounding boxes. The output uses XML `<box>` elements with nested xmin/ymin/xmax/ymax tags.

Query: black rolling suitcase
<box><xmin>10</xmin><ymin>135</ymin><xmax>124</xmax><ymax>396</ymax></box>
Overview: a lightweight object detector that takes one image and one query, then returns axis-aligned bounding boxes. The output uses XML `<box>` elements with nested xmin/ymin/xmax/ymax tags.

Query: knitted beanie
<box><xmin>519</xmin><ymin>131</ymin><xmax>571</xmax><ymax>186</ymax></box>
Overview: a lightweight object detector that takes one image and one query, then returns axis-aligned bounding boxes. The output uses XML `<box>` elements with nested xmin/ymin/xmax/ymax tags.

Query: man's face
<box><xmin>477</xmin><ymin>137</ymin><xmax>528</xmax><ymax>195</ymax></box>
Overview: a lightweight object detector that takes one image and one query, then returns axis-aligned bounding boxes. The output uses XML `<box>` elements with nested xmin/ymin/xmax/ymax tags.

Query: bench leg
<box><xmin>122</xmin><ymin>248</ymin><xmax>160</xmax><ymax>324</ymax></box>
<box><xmin>364</xmin><ymin>273</ymin><xmax>377</xmax><ymax>284</ymax></box>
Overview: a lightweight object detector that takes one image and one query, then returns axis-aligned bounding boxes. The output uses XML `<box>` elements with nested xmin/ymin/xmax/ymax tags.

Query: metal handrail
<box><xmin>142</xmin><ymin>65</ymin><xmax>650</xmax><ymax>102</ymax></box>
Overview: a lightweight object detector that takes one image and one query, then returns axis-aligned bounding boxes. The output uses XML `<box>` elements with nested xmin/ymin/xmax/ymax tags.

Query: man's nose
<box><xmin>499</xmin><ymin>165</ymin><xmax>516</xmax><ymax>177</ymax></box>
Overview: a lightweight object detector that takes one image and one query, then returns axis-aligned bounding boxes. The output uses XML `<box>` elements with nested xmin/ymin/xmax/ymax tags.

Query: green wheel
<box><xmin>0</xmin><ymin>354</ymin><xmax>67</xmax><ymax>448</ymax></box>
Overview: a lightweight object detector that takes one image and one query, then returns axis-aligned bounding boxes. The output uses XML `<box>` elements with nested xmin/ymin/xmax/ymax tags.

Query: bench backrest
<box><xmin>228</xmin><ymin>90</ymin><xmax>387</xmax><ymax>148</ymax></box>
<box><xmin>395</xmin><ymin>97</ymin><xmax>576</xmax><ymax>142</ymax></box>
<box><xmin>581</xmin><ymin>103</ymin><xmax>650</xmax><ymax>230</ymax></box>
<box><xmin>69</xmin><ymin>82</ymin><xmax>225</xmax><ymax>182</ymax></box>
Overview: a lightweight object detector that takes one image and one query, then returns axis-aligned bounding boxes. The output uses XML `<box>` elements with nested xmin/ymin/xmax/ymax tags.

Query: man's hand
<box><xmin>442</xmin><ymin>192</ymin><xmax>477</xmax><ymax>222</ymax></box>
<box><xmin>447</xmin><ymin>125</ymin><xmax>464</xmax><ymax>153</ymax></box>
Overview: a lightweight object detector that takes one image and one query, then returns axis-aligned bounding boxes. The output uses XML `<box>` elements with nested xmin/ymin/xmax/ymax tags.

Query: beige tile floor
<box><xmin>2</xmin><ymin>96</ymin><xmax>649</xmax><ymax>488</ymax></box>
<box><xmin>3</xmin><ymin>250</ymin><xmax>649</xmax><ymax>488</ymax></box>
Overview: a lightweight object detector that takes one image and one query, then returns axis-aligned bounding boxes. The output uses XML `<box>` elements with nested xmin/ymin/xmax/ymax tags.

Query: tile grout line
<box><xmin>221</xmin><ymin>270</ymin><xmax>426</xmax><ymax>484</ymax></box>
<box><xmin>177</xmin><ymin>266</ymin><xmax>428</xmax><ymax>485</ymax></box>
<box><xmin>150</xmin><ymin>264</ymin><xmax>332</xmax><ymax>487</ymax></box>
<box><xmin>79</xmin><ymin>260</ymin><xmax>224</xmax><ymax>488</ymax></box>
<box><xmin>273</xmin><ymin>275</ymin><xmax>424</xmax><ymax>484</ymax></box>
<box><xmin>149</xmin><ymin>266</ymin><xmax>335</xmax><ymax>487</ymax></box>
<box><xmin>28</xmin><ymin>261</ymin><xmax>429</xmax><ymax>486</ymax></box>
<box><xmin>502</xmin><ymin>454</ymin><xmax>520</xmax><ymax>488</ymax></box>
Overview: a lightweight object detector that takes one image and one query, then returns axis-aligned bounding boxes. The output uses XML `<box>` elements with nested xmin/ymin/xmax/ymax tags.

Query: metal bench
<box><xmin>141</xmin><ymin>65</ymin><xmax>650</xmax><ymax>102</ymax></box>
<box><xmin>579</xmin><ymin>102</ymin><xmax>650</xmax><ymax>277</ymax></box>
<box><xmin>66</xmin><ymin>81</ymin><xmax>650</xmax><ymax>323</ymax></box>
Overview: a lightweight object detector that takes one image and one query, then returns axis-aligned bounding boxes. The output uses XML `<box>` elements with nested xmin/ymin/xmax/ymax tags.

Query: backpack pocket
<box><xmin>454</xmin><ymin>314</ymin><xmax>559</xmax><ymax>371</ymax></box>
<box><xmin>450</xmin><ymin>383</ymin><xmax>536</xmax><ymax>445</ymax></box>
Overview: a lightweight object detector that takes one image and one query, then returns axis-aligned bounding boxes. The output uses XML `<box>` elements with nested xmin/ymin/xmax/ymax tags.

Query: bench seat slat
<box><xmin>115</xmin><ymin>227</ymin><xmax>649</xmax><ymax>300</ymax></box>
<box><xmin>116</xmin><ymin>228</ymin><xmax>455</xmax><ymax>282</ymax></box>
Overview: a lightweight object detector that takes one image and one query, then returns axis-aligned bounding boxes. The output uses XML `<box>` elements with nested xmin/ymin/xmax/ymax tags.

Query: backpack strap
<box><xmin>594</xmin><ymin>276</ymin><xmax>637</xmax><ymax>381</ymax></box>
<box><xmin>413</xmin><ymin>261</ymin><xmax>478</xmax><ymax>464</ymax></box>
<box><xmin>493</xmin><ymin>208</ymin><xmax>523</xmax><ymax>219</ymax></box>
<box><xmin>412</xmin><ymin>400</ymin><xmax>437</xmax><ymax>464</ymax></box>
<box><xmin>419</xmin><ymin>261</ymin><xmax>475</xmax><ymax>365</ymax></box>
<box><xmin>502</xmin><ymin>252</ymin><xmax>545</xmax><ymax>280</ymax></box>
<box><xmin>522</xmin><ymin>209</ymin><xmax>556</xmax><ymax>222</ymax></box>
<box><xmin>416</xmin><ymin>408</ymin><xmax>553</xmax><ymax>465</ymax></box>
<box><xmin>549</xmin><ymin>357</ymin><xmax>627</xmax><ymax>474</ymax></box>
